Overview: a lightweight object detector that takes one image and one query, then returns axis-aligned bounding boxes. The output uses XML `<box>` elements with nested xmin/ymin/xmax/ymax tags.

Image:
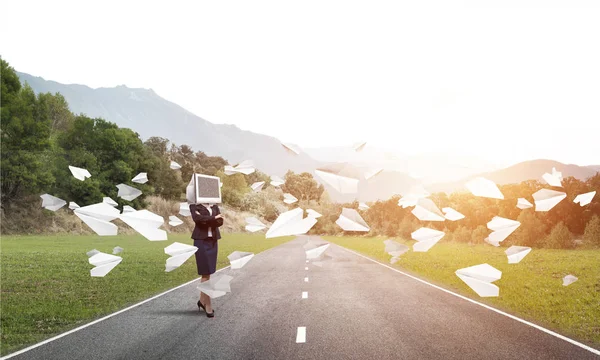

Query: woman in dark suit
<box><xmin>190</xmin><ymin>203</ymin><xmax>224</xmax><ymax>318</ymax></box>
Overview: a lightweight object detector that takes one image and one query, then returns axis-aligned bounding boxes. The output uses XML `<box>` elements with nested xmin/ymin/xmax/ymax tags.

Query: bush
<box><xmin>583</xmin><ymin>215</ymin><xmax>600</xmax><ymax>247</ymax></box>
<box><xmin>471</xmin><ymin>225</ymin><xmax>488</xmax><ymax>244</ymax></box>
<box><xmin>452</xmin><ymin>226</ymin><xmax>471</xmax><ymax>243</ymax></box>
<box><xmin>544</xmin><ymin>222</ymin><xmax>573</xmax><ymax>249</ymax></box>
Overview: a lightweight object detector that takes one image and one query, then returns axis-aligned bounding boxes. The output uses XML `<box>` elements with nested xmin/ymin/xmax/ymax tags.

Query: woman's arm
<box><xmin>214</xmin><ymin>206</ymin><xmax>224</xmax><ymax>227</ymax></box>
<box><xmin>190</xmin><ymin>204</ymin><xmax>216</xmax><ymax>226</ymax></box>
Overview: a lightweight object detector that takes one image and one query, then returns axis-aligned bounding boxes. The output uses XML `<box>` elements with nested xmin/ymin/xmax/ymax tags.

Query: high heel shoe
<box><xmin>198</xmin><ymin>300</ymin><xmax>215</xmax><ymax>318</ymax></box>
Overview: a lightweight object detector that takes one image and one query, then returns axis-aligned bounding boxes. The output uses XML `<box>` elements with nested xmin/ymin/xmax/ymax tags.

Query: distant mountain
<box><xmin>17</xmin><ymin>72</ymin><xmax>320</xmax><ymax>176</ymax></box>
<box><xmin>585</xmin><ymin>165</ymin><xmax>600</xmax><ymax>172</ymax></box>
<box><xmin>429</xmin><ymin>159</ymin><xmax>597</xmax><ymax>194</ymax></box>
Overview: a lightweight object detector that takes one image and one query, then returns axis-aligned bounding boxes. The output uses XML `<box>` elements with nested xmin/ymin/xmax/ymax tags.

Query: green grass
<box><xmin>325</xmin><ymin>236</ymin><xmax>600</xmax><ymax>348</ymax></box>
<box><xmin>0</xmin><ymin>233</ymin><xmax>291</xmax><ymax>356</ymax></box>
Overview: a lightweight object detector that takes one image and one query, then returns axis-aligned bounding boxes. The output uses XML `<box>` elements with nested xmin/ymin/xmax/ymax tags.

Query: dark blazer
<box><xmin>190</xmin><ymin>204</ymin><xmax>223</xmax><ymax>240</ymax></box>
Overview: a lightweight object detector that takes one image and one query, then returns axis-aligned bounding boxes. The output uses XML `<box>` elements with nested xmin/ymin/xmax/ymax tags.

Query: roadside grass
<box><xmin>324</xmin><ymin>236</ymin><xmax>600</xmax><ymax>347</ymax></box>
<box><xmin>0</xmin><ymin>233</ymin><xmax>291</xmax><ymax>356</ymax></box>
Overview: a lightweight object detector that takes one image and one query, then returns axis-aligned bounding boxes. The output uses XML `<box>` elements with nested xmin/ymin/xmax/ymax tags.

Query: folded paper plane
<box><xmin>283</xmin><ymin>193</ymin><xmax>298</xmax><ymax>204</ymax></box>
<box><xmin>116</xmin><ymin>184</ymin><xmax>143</xmax><ymax>201</ymax></box>
<box><xmin>336</xmin><ymin>208</ymin><xmax>370</xmax><ymax>232</ymax></box>
<box><xmin>270</xmin><ymin>175</ymin><xmax>285</xmax><ymax>187</ymax></box>
<box><xmin>487</xmin><ymin>216</ymin><xmax>520</xmax><ymax>244</ymax></box>
<box><xmin>456</xmin><ymin>263</ymin><xmax>502</xmax><ymax>297</ymax></box>
<box><xmin>505</xmin><ymin>246</ymin><xmax>531</xmax><ymax>264</ymax></box>
<box><xmin>532</xmin><ymin>189</ymin><xmax>566</xmax><ymax>212</ymax></box>
<box><xmin>305</xmin><ymin>243</ymin><xmax>330</xmax><ymax>260</ymax></box>
<box><xmin>179</xmin><ymin>202</ymin><xmax>191</xmax><ymax>217</ymax></box>
<box><xmin>120</xmin><ymin>209</ymin><xmax>167</xmax><ymax>241</ymax></box>
<box><xmin>411</xmin><ymin>227</ymin><xmax>444</xmax><ymax>252</ymax></box>
<box><xmin>442</xmin><ymin>207</ymin><xmax>465</xmax><ymax>221</ymax></box>
<box><xmin>384</xmin><ymin>240</ymin><xmax>409</xmax><ymax>262</ymax></box>
<box><xmin>68</xmin><ymin>165</ymin><xmax>92</xmax><ymax>181</ymax></box>
<box><xmin>245</xmin><ymin>217</ymin><xmax>266</xmax><ymax>232</ymax></box>
<box><xmin>517</xmin><ymin>198</ymin><xmax>533</xmax><ymax>209</ymax></box>
<box><xmin>198</xmin><ymin>274</ymin><xmax>233</xmax><ymax>298</ymax></box>
<box><xmin>131</xmin><ymin>172</ymin><xmax>148</xmax><ymax>184</ymax></box>
<box><xmin>112</xmin><ymin>246</ymin><xmax>124</xmax><ymax>255</ymax></box>
<box><xmin>573</xmin><ymin>191</ymin><xmax>596</xmax><ymax>207</ymax></box>
<box><xmin>315</xmin><ymin>163</ymin><xmax>361</xmax><ymax>194</ymax></box>
<box><xmin>282</xmin><ymin>143</ymin><xmax>302</xmax><ymax>155</ymax></box>
<box><xmin>306</xmin><ymin>209</ymin><xmax>322</xmax><ymax>218</ymax></box>
<box><xmin>40</xmin><ymin>194</ymin><xmax>67</xmax><ymax>211</ymax></box>
<box><xmin>542</xmin><ymin>167</ymin><xmax>563</xmax><ymax>187</ymax></box>
<box><xmin>74</xmin><ymin>203</ymin><xmax>120</xmax><ymax>236</ymax></box>
<box><xmin>364</xmin><ymin>168</ymin><xmax>383</xmax><ymax>180</ymax></box>
<box><xmin>122</xmin><ymin>205</ymin><xmax>136</xmax><ymax>214</ymax></box>
<box><xmin>398</xmin><ymin>185</ymin><xmax>431</xmax><ymax>208</ymax></box>
<box><xmin>412</xmin><ymin>198</ymin><xmax>446</xmax><ymax>222</ymax></box>
<box><xmin>266</xmin><ymin>208</ymin><xmax>317</xmax><ymax>238</ymax></box>
<box><xmin>170</xmin><ymin>161</ymin><xmax>181</xmax><ymax>170</ymax></box>
<box><xmin>465</xmin><ymin>177</ymin><xmax>504</xmax><ymax>199</ymax></box>
<box><xmin>358</xmin><ymin>202</ymin><xmax>370</xmax><ymax>211</ymax></box>
<box><xmin>354</xmin><ymin>142</ymin><xmax>367</xmax><ymax>152</ymax></box>
<box><xmin>89</xmin><ymin>252</ymin><xmax>122</xmax><ymax>277</ymax></box>
<box><xmin>562</xmin><ymin>274</ymin><xmax>578</xmax><ymax>286</ymax></box>
<box><xmin>224</xmin><ymin>160</ymin><xmax>255</xmax><ymax>175</ymax></box>
<box><xmin>251</xmin><ymin>181</ymin><xmax>265</xmax><ymax>192</ymax></box>
<box><xmin>103</xmin><ymin>197</ymin><xmax>118</xmax><ymax>207</ymax></box>
<box><xmin>86</xmin><ymin>249</ymin><xmax>100</xmax><ymax>257</ymax></box>
<box><xmin>68</xmin><ymin>201</ymin><xmax>80</xmax><ymax>210</ymax></box>
<box><xmin>164</xmin><ymin>242</ymin><xmax>198</xmax><ymax>272</ymax></box>
<box><xmin>168</xmin><ymin>215</ymin><xmax>183</xmax><ymax>227</ymax></box>
<box><xmin>227</xmin><ymin>251</ymin><xmax>255</xmax><ymax>269</ymax></box>
<box><xmin>484</xmin><ymin>237</ymin><xmax>500</xmax><ymax>247</ymax></box>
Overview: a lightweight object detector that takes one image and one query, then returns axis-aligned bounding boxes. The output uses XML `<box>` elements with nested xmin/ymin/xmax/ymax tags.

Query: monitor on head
<box><xmin>186</xmin><ymin>174</ymin><xmax>222</xmax><ymax>204</ymax></box>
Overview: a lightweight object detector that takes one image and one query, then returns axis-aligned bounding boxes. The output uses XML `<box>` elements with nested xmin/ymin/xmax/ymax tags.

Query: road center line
<box><xmin>302</xmin><ymin>291</ymin><xmax>308</xmax><ymax>299</ymax></box>
<box><xmin>296</xmin><ymin>327</ymin><xmax>306</xmax><ymax>343</ymax></box>
<box><xmin>305</xmin><ymin>266</ymin><xmax>308</xmax><ymax>270</ymax></box>
<box><xmin>304</xmin><ymin>277</ymin><xmax>309</xmax><ymax>282</ymax></box>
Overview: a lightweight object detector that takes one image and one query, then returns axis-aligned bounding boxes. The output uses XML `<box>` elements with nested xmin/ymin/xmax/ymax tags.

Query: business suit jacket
<box><xmin>190</xmin><ymin>204</ymin><xmax>223</xmax><ymax>240</ymax></box>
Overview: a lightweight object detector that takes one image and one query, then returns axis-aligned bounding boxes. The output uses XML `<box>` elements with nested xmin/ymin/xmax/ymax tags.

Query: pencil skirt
<box><xmin>193</xmin><ymin>237</ymin><xmax>218</xmax><ymax>275</ymax></box>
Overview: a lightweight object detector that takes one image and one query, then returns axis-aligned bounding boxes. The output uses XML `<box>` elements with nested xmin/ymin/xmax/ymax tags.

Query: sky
<box><xmin>2</xmin><ymin>0</ymin><xmax>600</xmax><ymax>167</ymax></box>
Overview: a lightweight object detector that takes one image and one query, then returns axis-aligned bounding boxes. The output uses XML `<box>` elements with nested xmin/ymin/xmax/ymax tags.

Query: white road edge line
<box><xmin>296</xmin><ymin>326</ymin><xmax>307</xmax><ymax>343</ymax></box>
<box><xmin>302</xmin><ymin>291</ymin><xmax>308</xmax><ymax>299</ymax></box>
<box><xmin>304</xmin><ymin>277</ymin><xmax>309</xmax><ymax>282</ymax></box>
<box><xmin>0</xmin><ymin>265</ymin><xmax>231</xmax><ymax>360</ymax></box>
<box><xmin>338</xmin><ymin>245</ymin><xmax>600</xmax><ymax>356</ymax></box>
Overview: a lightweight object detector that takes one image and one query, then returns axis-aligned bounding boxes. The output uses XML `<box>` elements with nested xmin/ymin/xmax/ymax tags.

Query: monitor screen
<box><xmin>186</xmin><ymin>174</ymin><xmax>222</xmax><ymax>204</ymax></box>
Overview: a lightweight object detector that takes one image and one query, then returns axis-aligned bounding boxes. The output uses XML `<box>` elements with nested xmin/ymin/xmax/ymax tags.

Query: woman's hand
<box><xmin>215</xmin><ymin>214</ymin><xmax>223</xmax><ymax>219</ymax></box>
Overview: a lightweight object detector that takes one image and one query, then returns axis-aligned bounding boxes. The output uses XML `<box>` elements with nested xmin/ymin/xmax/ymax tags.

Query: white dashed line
<box><xmin>296</xmin><ymin>327</ymin><xmax>306</xmax><ymax>343</ymax></box>
<box><xmin>305</xmin><ymin>267</ymin><xmax>308</xmax><ymax>270</ymax></box>
<box><xmin>306</xmin><ymin>260</ymin><xmax>309</xmax><ymax>263</ymax></box>
<box><xmin>304</xmin><ymin>277</ymin><xmax>308</xmax><ymax>282</ymax></box>
<box><xmin>302</xmin><ymin>291</ymin><xmax>308</xmax><ymax>299</ymax></box>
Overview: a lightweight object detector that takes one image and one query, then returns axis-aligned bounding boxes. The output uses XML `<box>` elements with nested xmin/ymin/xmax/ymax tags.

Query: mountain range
<box><xmin>17</xmin><ymin>71</ymin><xmax>599</xmax><ymax>202</ymax></box>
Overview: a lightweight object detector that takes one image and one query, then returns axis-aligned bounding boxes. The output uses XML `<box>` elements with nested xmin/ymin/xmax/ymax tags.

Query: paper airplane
<box><xmin>456</xmin><ymin>263</ymin><xmax>502</xmax><ymax>297</ymax></box>
<box><xmin>74</xmin><ymin>203</ymin><xmax>120</xmax><ymax>236</ymax></box>
<box><xmin>68</xmin><ymin>201</ymin><xmax>80</xmax><ymax>210</ymax></box>
<box><xmin>562</xmin><ymin>274</ymin><xmax>578</xmax><ymax>286</ymax></box>
<box><xmin>358</xmin><ymin>202</ymin><xmax>370</xmax><ymax>211</ymax></box>
<box><xmin>315</xmin><ymin>163</ymin><xmax>361</xmax><ymax>194</ymax></box>
<box><xmin>112</xmin><ymin>246</ymin><xmax>124</xmax><ymax>255</ymax></box>
<box><xmin>305</xmin><ymin>243</ymin><xmax>330</xmax><ymax>260</ymax></box>
<box><xmin>398</xmin><ymin>185</ymin><xmax>431</xmax><ymax>208</ymax></box>
<box><xmin>412</xmin><ymin>198</ymin><xmax>446</xmax><ymax>222</ymax></box>
<box><xmin>442</xmin><ymin>207</ymin><xmax>465</xmax><ymax>221</ymax></box>
<box><xmin>384</xmin><ymin>240</ymin><xmax>409</xmax><ymax>263</ymax></box>
<box><xmin>487</xmin><ymin>216</ymin><xmax>520</xmax><ymax>244</ymax></box>
<box><xmin>103</xmin><ymin>197</ymin><xmax>118</xmax><ymax>207</ymax></box>
<box><xmin>179</xmin><ymin>202</ymin><xmax>191</xmax><ymax>217</ymax></box>
<box><xmin>86</xmin><ymin>249</ymin><xmax>100</xmax><ymax>257</ymax></box>
<box><xmin>120</xmin><ymin>209</ymin><xmax>167</xmax><ymax>241</ymax></box>
<box><xmin>266</xmin><ymin>208</ymin><xmax>317</xmax><ymax>238</ymax></box>
<box><xmin>224</xmin><ymin>160</ymin><xmax>255</xmax><ymax>175</ymax></box>
<box><xmin>227</xmin><ymin>251</ymin><xmax>255</xmax><ymax>269</ymax></box>
<box><xmin>170</xmin><ymin>161</ymin><xmax>181</xmax><ymax>170</ymax></box>
<box><xmin>505</xmin><ymin>246</ymin><xmax>531</xmax><ymax>264</ymax></box>
<box><xmin>68</xmin><ymin>165</ymin><xmax>92</xmax><ymax>181</ymax></box>
<box><xmin>532</xmin><ymin>189</ymin><xmax>567</xmax><ymax>212</ymax></box>
<box><xmin>336</xmin><ymin>208</ymin><xmax>370</xmax><ymax>232</ymax></box>
<box><xmin>283</xmin><ymin>193</ymin><xmax>298</xmax><ymax>204</ymax></box>
<box><xmin>465</xmin><ymin>177</ymin><xmax>504</xmax><ymax>200</ymax></box>
<box><xmin>354</xmin><ymin>142</ymin><xmax>367</xmax><ymax>152</ymax></box>
<box><xmin>484</xmin><ymin>237</ymin><xmax>500</xmax><ymax>247</ymax></box>
<box><xmin>306</xmin><ymin>209</ymin><xmax>322</xmax><ymax>218</ymax></box>
<box><xmin>164</xmin><ymin>242</ymin><xmax>198</xmax><ymax>272</ymax></box>
<box><xmin>517</xmin><ymin>198</ymin><xmax>533</xmax><ymax>209</ymax></box>
<box><xmin>364</xmin><ymin>168</ymin><xmax>384</xmax><ymax>181</ymax></box>
<box><xmin>122</xmin><ymin>205</ymin><xmax>136</xmax><ymax>213</ymax></box>
<box><xmin>251</xmin><ymin>181</ymin><xmax>265</xmax><ymax>192</ymax></box>
<box><xmin>198</xmin><ymin>274</ymin><xmax>233</xmax><ymax>298</ymax></box>
<box><xmin>542</xmin><ymin>167</ymin><xmax>563</xmax><ymax>187</ymax></box>
<box><xmin>282</xmin><ymin>143</ymin><xmax>302</xmax><ymax>155</ymax></box>
<box><xmin>40</xmin><ymin>194</ymin><xmax>67</xmax><ymax>211</ymax></box>
<box><xmin>116</xmin><ymin>184</ymin><xmax>143</xmax><ymax>201</ymax></box>
<box><xmin>132</xmin><ymin>172</ymin><xmax>148</xmax><ymax>184</ymax></box>
<box><xmin>168</xmin><ymin>215</ymin><xmax>183</xmax><ymax>227</ymax></box>
<box><xmin>573</xmin><ymin>191</ymin><xmax>596</xmax><ymax>207</ymax></box>
<box><xmin>411</xmin><ymin>227</ymin><xmax>444</xmax><ymax>252</ymax></box>
<box><xmin>270</xmin><ymin>175</ymin><xmax>285</xmax><ymax>187</ymax></box>
<box><xmin>245</xmin><ymin>217</ymin><xmax>266</xmax><ymax>232</ymax></box>
<box><xmin>89</xmin><ymin>252</ymin><xmax>122</xmax><ymax>277</ymax></box>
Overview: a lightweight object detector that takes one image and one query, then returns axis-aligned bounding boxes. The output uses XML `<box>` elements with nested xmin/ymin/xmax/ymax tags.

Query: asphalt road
<box><xmin>8</xmin><ymin>236</ymin><xmax>599</xmax><ymax>360</ymax></box>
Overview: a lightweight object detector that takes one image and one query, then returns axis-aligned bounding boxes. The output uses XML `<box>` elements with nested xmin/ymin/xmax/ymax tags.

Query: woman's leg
<box><xmin>200</xmin><ymin>275</ymin><xmax>213</xmax><ymax>313</ymax></box>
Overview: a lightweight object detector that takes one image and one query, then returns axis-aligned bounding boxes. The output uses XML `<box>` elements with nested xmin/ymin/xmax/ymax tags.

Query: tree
<box><xmin>544</xmin><ymin>222</ymin><xmax>573</xmax><ymax>249</ymax></box>
<box><xmin>512</xmin><ymin>210</ymin><xmax>547</xmax><ymax>247</ymax></box>
<box><xmin>583</xmin><ymin>215</ymin><xmax>600</xmax><ymax>247</ymax></box>
<box><xmin>282</xmin><ymin>171</ymin><xmax>324</xmax><ymax>202</ymax></box>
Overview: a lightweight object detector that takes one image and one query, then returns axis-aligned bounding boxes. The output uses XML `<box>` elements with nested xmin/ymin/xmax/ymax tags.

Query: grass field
<box><xmin>324</xmin><ymin>236</ymin><xmax>600</xmax><ymax>347</ymax></box>
<box><xmin>0</xmin><ymin>233</ymin><xmax>292</xmax><ymax>356</ymax></box>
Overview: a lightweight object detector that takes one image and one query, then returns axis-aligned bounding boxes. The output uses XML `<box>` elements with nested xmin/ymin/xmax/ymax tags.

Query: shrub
<box><xmin>544</xmin><ymin>222</ymin><xmax>573</xmax><ymax>249</ymax></box>
<box><xmin>583</xmin><ymin>215</ymin><xmax>600</xmax><ymax>247</ymax></box>
<box><xmin>471</xmin><ymin>225</ymin><xmax>488</xmax><ymax>244</ymax></box>
<box><xmin>452</xmin><ymin>226</ymin><xmax>471</xmax><ymax>243</ymax></box>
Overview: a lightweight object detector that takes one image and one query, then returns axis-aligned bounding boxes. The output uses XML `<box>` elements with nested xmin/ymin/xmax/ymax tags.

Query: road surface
<box><xmin>7</xmin><ymin>236</ymin><xmax>599</xmax><ymax>359</ymax></box>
